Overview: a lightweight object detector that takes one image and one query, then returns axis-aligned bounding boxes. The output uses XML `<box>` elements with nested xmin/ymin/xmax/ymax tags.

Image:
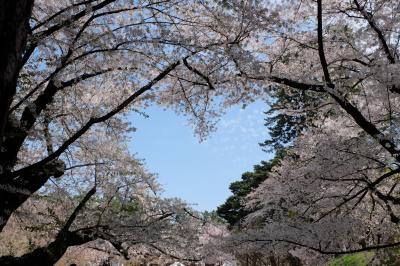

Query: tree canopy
<box><xmin>1</xmin><ymin>0</ymin><xmax>400</xmax><ymax>264</ymax></box>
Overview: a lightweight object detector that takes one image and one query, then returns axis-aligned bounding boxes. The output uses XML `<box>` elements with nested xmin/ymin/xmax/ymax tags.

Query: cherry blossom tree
<box><xmin>0</xmin><ymin>148</ymin><xmax>219</xmax><ymax>265</ymax></box>
<box><xmin>0</xmin><ymin>1</ymin><xmax>266</xmax><ymax>264</ymax></box>
<box><xmin>219</xmin><ymin>0</ymin><xmax>400</xmax><ymax>259</ymax></box>
<box><xmin>4</xmin><ymin>0</ymin><xmax>400</xmax><ymax>262</ymax></box>
<box><xmin>0</xmin><ymin>0</ymin><xmax>267</xmax><ymax>232</ymax></box>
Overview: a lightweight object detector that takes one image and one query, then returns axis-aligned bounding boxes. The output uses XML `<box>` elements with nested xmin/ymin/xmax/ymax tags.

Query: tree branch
<box><xmin>316</xmin><ymin>0</ymin><xmax>400</xmax><ymax>162</ymax></box>
<box><xmin>8</xmin><ymin>60</ymin><xmax>181</xmax><ymax>179</ymax></box>
<box><xmin>353</xmin><ymin>0</ymin><xmax>395</xmax><ymax>64</ymax></box>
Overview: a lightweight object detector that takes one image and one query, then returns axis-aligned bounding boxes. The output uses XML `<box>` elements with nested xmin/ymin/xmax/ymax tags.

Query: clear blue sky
<box><xmin>128</xmin><ymin>100</ymin><xmax>273</xmax><ymax>211</ymax></box>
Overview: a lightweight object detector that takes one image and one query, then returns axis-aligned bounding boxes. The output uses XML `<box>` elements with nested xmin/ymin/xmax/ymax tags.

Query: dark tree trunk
<box><xmin>0</xmin><ymin>0</ymin><xmax>34</xmax><ymax>148</ymax></box>
<box><xmin>0</xmin><ymin>0</ymin><xmax>34</xmax><ymax>233</ymax></box>
<box><xmin>268</xmin><ymin>256</ymin><xmax>278</xmax><ymax>266</ymax></box>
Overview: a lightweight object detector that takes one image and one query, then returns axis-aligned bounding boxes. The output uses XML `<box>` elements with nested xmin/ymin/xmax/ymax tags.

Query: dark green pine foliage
<box><xmin>216</xmin><ymin>151</ymin><xmax>284</xmax><ymax>228</ymax></box>
<box><xmin>260</xmin><ymin>87</ymin><xmax>319</xmax><ymax>152</ymax></box>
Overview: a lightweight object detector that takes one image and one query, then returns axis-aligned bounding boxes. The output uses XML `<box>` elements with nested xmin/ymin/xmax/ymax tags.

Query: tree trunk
<box><xmin>268</xmin><ymin>256</ymin><xmax>278</xmax><ymax>266</ymax></box>
<box><xmin>0</xmin><ymin>0</ymin><xmax>34</xmax><ymax>233</ymax></box>
<box><xmin>0</xmin><ymin>0</ymin><xmax>33</xmax><ymax>149</ymax></box>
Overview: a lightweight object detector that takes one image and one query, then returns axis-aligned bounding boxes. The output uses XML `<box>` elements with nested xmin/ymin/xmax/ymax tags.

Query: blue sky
<box><xmin>128</xmin><ymin>100</ymin><xmax>273</xmax><ymax>211</ymax></box>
